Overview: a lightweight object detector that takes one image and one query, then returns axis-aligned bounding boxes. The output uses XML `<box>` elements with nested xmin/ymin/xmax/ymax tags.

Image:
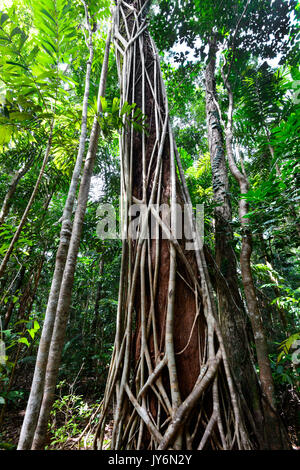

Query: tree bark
<box><xmin>94</xmin><ymin>0</ymin><xmax>254</xmax><ymax>451</ymax></box>
<box><xmin>18</xmin><ymin>3</ymin><xmax>101</xmax><ymax>449</ymax></box>
<box><xmin>93</xmin><ymin>259</ymin><xmax>104</xmax><ymax>348</ymax></box>
<box><xmin>3</xmin><ymin>266</ymin><xmax>26</xmax><ymax>329</ymax></box>
<box><xmin>29</xmin><ymin>23</ymin><xmax>112</xmax><ymax>450</ymax></box>
<box><xmin>18</xmin><ymin>256</ymin><xmax>45</xmax><ymax>323</ymax></box>
<box><xmin>0</xmin><ymin>155</ymin><xmax>35</xmax><ymax>227</ymax></box>
<box><xmin>222</xmin><ymin>71</ymin><xmax>290</xmax><ymax>449</ymax></box>
<box><xmin>205</xmin><ymin>38</ymin><xmax>265</xmax><ymax>440</ymax></box>
<box><xmin>0</xmin><ymin>128</ymin><xmax>53</xmax><ymax>279</ymax></box>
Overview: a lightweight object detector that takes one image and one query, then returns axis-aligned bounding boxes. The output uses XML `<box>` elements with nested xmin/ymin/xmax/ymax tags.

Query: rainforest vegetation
<box><xmin>0</xmin><ymin>0</ymin><xmax>299</xmax><ymax>451</ymax></box>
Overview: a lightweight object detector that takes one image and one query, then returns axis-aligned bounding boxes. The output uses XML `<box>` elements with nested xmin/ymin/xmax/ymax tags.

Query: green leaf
<box><xmin>40</xmin><ymin>8</ymin><xmax>57</xmax><ymax>25</ymax></box>
<box><xmin>11</xmin><ymin>27</ymin><xmax>22</xmax><ymax>37</ymax></box>
<box><xmin>0</xmin><ymin>125</ymin><xmax>12</xmax><ymax>145</ymax></box>
<box><xmin>0</xmin><ymin>13</ymin><xmax>9</xmax><ymax>25</ymax></box>
<box><xmin>100</xmin><ymin>96</ymin><xmax>107</xmax><ymax>113</ymax></box>
<box><xmin>41</xmin><ymin>44</ymin><xmax>55</xmax><ymax>61</ymax></box>
<box><xmin>9</xmin><ymin>111</ymin><xmax>32</xmax><ymax>121</ymax></box>
<box><xmin>28</xmin><ymin>328</ymin><xmax>36</xmax><ymax>339</ymax></box>
<box><xmin>6</xmin><ymin>61</ymin><xmax>28</xmax><ymax>70</ymax></box>
<box><xmin>18</xmin><ymin>337</ymin><xmax>30</xmax><ymax>347</ymax></box>
<box><xmin>112</xmin><ymin>97</ymin><xmax>120</xmax><ymax>114</ymax></box>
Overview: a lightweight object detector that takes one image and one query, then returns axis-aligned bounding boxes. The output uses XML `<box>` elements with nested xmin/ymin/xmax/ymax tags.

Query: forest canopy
<box><xmin>0</xmin><ymin>0</ymin><xmax>299</xmax><ymax>452</ymax></box>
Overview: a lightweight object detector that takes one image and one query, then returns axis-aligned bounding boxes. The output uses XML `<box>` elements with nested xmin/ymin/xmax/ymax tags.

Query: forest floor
<box><xmin>0</xmin><ymin>363</ymin><xmax>111</xmax><ymax>450</ymax></box>
<box><xmin>1</xmin><ymin>404</ymin><xmax>114</xmax><ymax>450</ymax></box>
<box><xmin>1</xmin><ymin>364</ymin><xmax>299</xmax><ymax>450</ymax></box>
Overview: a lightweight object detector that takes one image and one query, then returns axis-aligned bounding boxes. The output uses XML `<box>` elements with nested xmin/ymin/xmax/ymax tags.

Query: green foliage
<box><xmin>97</xmin><ymin>97</ymin><xmax>147</xmax><ymax>137</ymax></box>
<box><xmin>150</xmin><ymin>0</ymin><xmax>298</xmax><ymax>63</ymax></box>
<box><xmin>270</xmin><ymin>353</ymin><xmax>300</xmax><ymax>389</ymax></box>
<box><xmin>270</xmin><ymin>331</ymin><xmax>300</xmax><ymax>391</ymax></box>
<box><xmin>0</xmin><ymin>316</ymin><xmax>41</xmax><ymax>406</ymax></box>
<box><xmin>0</xmin><ymin>0</ymin><xmax>299</xmax><ymax>450</ymax></box>
<box><xmin>47</xmin><ymin>381</ymin><xmax>101</xmax><ymax>449</ymax></box>
<box><xmin>277</xmin><ymin>333</ymin><xmax>300</xmax><ymax>364</ymax></box>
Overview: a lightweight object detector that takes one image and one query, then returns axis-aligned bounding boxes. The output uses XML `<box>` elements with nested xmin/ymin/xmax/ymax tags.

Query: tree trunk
<box><xmin>205</xmin><ymin>38</ymin><xmax>265</xmax><ymax>441</ymax></box>
<box><xmin>222</xmin><ymin>72</ymin><xmax>290</xmax><ymax>449</ymax></box>
<box><xmin>3</xmin><ymin>266</ymin><xmax>26</xmax><ymax>329</ymax></box>
<box><xmin>17</xmin><ymin>4</ymin><xmax>100</xmax><ymax>449</ymax></box>
<box><xmin>93</xmin><ymin>259</ymin><xmax>104</xmax><ymax>348</ymax></box>
<box><xmin>29</xmin><ymin>24</ymin><xmax>112</xmax><ymax>451</ymax></box>
<box><xmin>0</xmin><ymin>155</ymin><xmax>35</xmax><ymax>226</ymax></box>
<box><xmin>94</xmin><ymin>0</ymin><xmax>254</xmax><ymax>451</ymax></box>
<box><xmin>0</xmin><ymin>128</ymin><xmax>53</xmax><ymax>279</ymax></box>
<box><xmin>18</xmin><ymin>256</ymin><xmax>44</xmax><ymax>323</ymax></box>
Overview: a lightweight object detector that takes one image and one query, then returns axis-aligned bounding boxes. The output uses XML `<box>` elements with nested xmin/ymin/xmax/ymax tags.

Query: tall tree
<box><xmin>94</xmin><ymin>0</ymin><xmax>267</xmax><ymax>450</ymax></box>
<box><xmin>18</xmin><ymin>2</ymin><xmax>112</xmax><ymax>449</ymax></box>
<box><xmin>204</xmin><ymin>35</ymin><xmax>256</xmax><ymax>409</ymax></box>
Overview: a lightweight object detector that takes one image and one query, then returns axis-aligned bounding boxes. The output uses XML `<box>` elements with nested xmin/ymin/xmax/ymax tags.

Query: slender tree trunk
<box><xmin>222</xmin><ymin>73</ymin><xmax>290</xmax><ymax>449</ymax></box>
<box><xmin>0</xmin><ymin>128</ymin><xmax>53</xmax><ymax>279</ymax></box>
<box><xmin>91</xmin><ymin>258</ymin><xmax>104</xmax><ymax>387</ymax></box>
<box><xmin>3</xmin><ymin>266</ymin><xmax>26</xmax><ymax>329</ymax></box>
<box><xmin>93</xmin><ymin>259</ymin><xmax>104</xmax><ymax>345</ymax></box>
<box><xmin>16</xmin><ymin>274</ymin><xmax>33</xmax><ymax>325</ymax></box>
<box><xmin>0</xmin><ymin>155</ymin><xmax>35</xmax><ymax>226</ymax></box>
<box><xmin>205</xmin><ymin>38</ymin><xmax>246</xmax><ymax>366</ymax></box>
<box><xmin>29</xmin><ymin>24</ymin><xmax>112</xmax><ymax>450</ymax></box>
<box><xmin>93</xmin><ymin>258</ymin><xmax>104</xmax><ymax>333</ymax></box>
<box><xmin>3</xmin><ymin>191</ymin><xmax>52</xmax><ymax>329</ymax></box>
<box><xmin>18</xmin><ymin>256</ymin><xmax>44</xmax><ymax>323</ymax></box>
<box><xmin>17</xmin><ymin>4</ymin><xmax>99</xmax><ymax>449</ymax></box>
<box><xmin>94</xmin><ymin>1</ymin><xmax>254</xmax><ymax>451</ymax></box>
<box><xmin>205</xmin><ymin>38</ymin><xmax>265</xmax><ymax>439</ymax></box>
